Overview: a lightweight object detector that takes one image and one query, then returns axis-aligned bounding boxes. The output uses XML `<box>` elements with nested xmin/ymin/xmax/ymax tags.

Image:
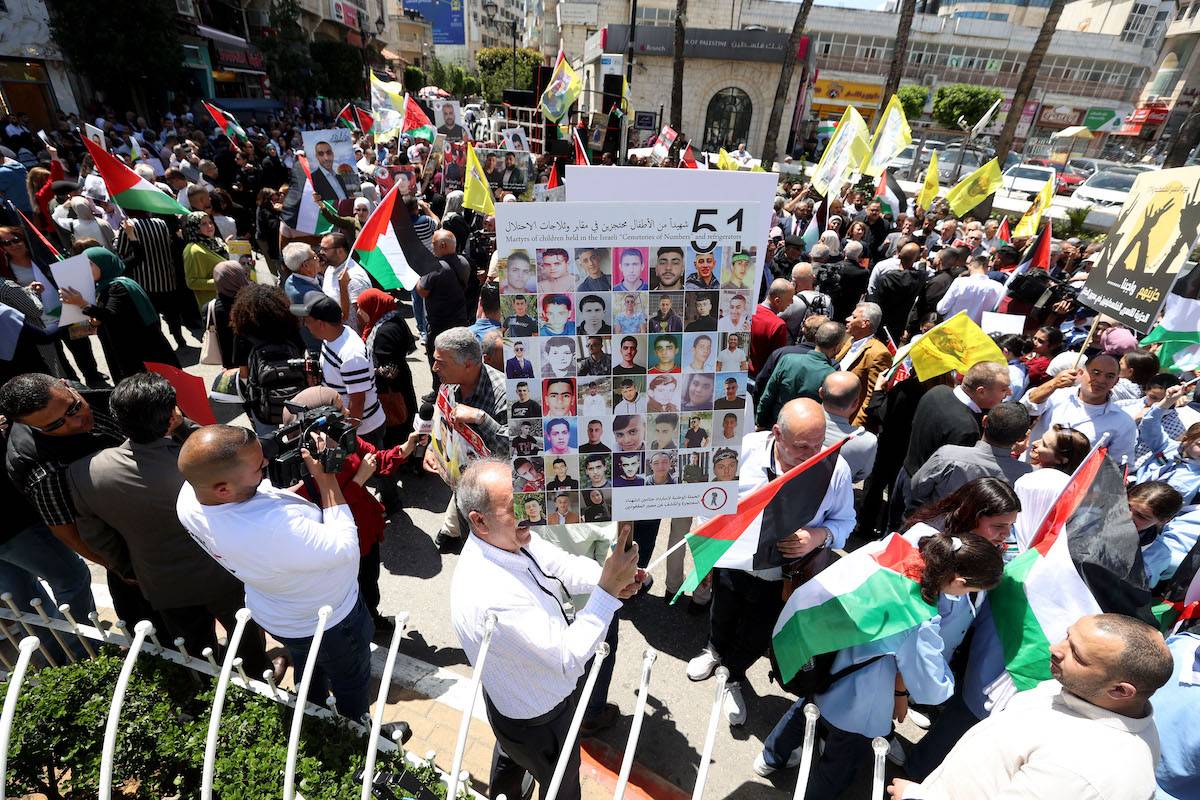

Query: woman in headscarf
<box><xmin>58</xmin><ymin>247</ymin><xmax>179</xmax><ymax>382</ymax></box>
<box><xmin>181</xmin><ymin>211</ymin><xmax>229</xmax><ymax>307</ymax></box>
<box><xmin>819</xmin><ymin>229</ymin><xmax>842</xmax><ymax>259</ymax></box>
<box><xmin>210</xmin><ymin>260</ymin><xmax>252</xmax><ymax>371</ymax></box>
<box><xmin>357</xmin><ymin>288</ymin><xmax>418</xmax><ymax>440</ymax></box>
<box><xmin>1011</xmin><ymin>424</ymin><xmax>1090</xmax><ymax>551</ymax></box>
<box><xmin>56</xmin><ymin>196</ymin><xmax>114</xmax><ymax>249</ymax></box>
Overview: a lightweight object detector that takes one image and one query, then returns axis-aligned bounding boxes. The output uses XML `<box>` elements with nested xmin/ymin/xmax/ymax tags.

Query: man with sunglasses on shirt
<box><xmin>0</xmin><ymin>373</ymin><xmax>146</xmax><ymax>621</ymax></box>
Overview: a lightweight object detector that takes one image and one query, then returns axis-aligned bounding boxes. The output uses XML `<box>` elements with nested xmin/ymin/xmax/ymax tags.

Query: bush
<box><xmin>931</xmin><ymin>84</ymin><xmax>1004</xmax><ymax>130</ymax></box>
<box><xmin>5</xmin><ymin>651</ymin><xmax>445</xmax><ymax>799</ymax></box>
<box><xmin>405</xmin><ymin>65</ymin><xmax>427</xmax><ymax>94</ymax></box>
<box><xmin>897</xmin><ymin>85</ymin><xmax>929</xmax><ymax>121</ymax></box>
<box><xmin>476</xmin><ymin>47</ymin><xmax>544</xmax><ymax>103</ymax></box>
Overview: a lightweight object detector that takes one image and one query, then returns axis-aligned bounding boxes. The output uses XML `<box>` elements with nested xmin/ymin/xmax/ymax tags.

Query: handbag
<box><xmin>199</xmin><ymin>302</ymin><xmax>223</xmax><ymax>366</ymax></box>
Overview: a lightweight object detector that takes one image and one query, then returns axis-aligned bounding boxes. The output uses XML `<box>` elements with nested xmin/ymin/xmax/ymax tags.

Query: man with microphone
<box><xmin>451</xmin><ymin>458</ymin><xmax>641</xmax><ymax>800</ymax></box>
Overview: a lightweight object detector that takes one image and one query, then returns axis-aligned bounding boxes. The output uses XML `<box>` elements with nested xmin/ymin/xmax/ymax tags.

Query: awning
<box><xmin>1051</xmin><ymin>125</ymin><xmax>1095</xmax><ymax>140</ymax></box>
<box><xmin>200</xmin><ymin>24</ymin><xmax>266</xmax><ymax>74</ymax></box>
<box><xmin>197</xmin><ymin>24</ymin><xmax>247</xmax><ymax>48</ymax></box>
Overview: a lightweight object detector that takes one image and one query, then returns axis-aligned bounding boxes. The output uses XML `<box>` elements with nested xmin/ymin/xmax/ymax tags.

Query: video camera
<box><xmin>261</xmin><ymin>403</ymin><xmax>358</xmax><ymax>488</ymax></box>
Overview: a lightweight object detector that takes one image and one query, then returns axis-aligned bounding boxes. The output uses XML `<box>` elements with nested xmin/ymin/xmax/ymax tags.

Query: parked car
<box><xmin>1024</xmin><ymin>158</ymin><xmax>1082</xmax><ymax>194</ymax></box>
<box><xmin>1073</xmin><ymin>169</ymin><xmax>1138</xmax><ymax>208</ymax></box>
<box><xmin>936</xmin><ymin>147</ymin><xmax>986</xmax><ymax>182</ymax></box>
<box><xmin>1000</xmin><ymin>164</ymin><xmax>1056</xmax><ymax>200</ymax></box>
<box><xmin>888</xmin><ymin>140</ymin><xmax>946</xmax><ymax>176</ymax></box>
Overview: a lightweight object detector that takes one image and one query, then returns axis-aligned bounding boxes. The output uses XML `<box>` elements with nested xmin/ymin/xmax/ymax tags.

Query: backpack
<box><xmin>244</xmin><ymin>339</ymin><xmax>308</xmax><ymax>425</ymax></box>
<box><xmin>769</xmin><ymin>649</ymin><xmax>887</xmax><ymax>701</ymax></box>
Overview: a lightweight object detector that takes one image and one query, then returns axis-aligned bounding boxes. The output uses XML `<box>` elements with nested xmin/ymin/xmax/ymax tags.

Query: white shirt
<box><xmin>321</xmin><ymin>325</ymin><xmax>386</xmax><ymax>435</ymax></box>
<box><xmin>903</xmin><ymin>680</ymin><xmax>1160</xmax><ymax>800</ymax></box>
<box><xmin>319</xmin><ymin>165</ymin><xmax>347</xmax><ymax>199</ymax></box>
<box><xmin>716</xmin><ymin>349</ymin><xmax>745</xmax><ymax>371</ymax></box>
<box><xmin>450</xmin><ymin>532</ymin><xmax>622</xmax><ymax>719</ymax></box>
<box><xmin>937</xmin><ymin>272</ymin><xmax>1005</xmax><ymax>323</ymax></box>
<box><xmin>176</xmin><ymin>482</ymin><xmax>359</xmax><ymax>637</ymax></box>
<box><xmin>1021</xmin><ymin>386</ymin><xmax>1138</xmax><ymax>466</ymax></box>
<box><xmin>321</xmin><ymin>258</ymin><xmax>373</xmax><ymax>331</ymax></box>
<box><xmin>614</xmin><ymin>396</ymin><xmax>645</xmax><ymax>415</ymax></box>
<box><xmin>867</xmin><ymin>256</ymin><xmax>900</xmax><ymax>297</ymax></box>
<box><xmin>697</xmin><ymin>430</ymin><xmax>856</xmax><ymax>580</ymax></box>
<box><xmin>839</xmin><ymin>336</ymin><xmax>872</xmax><ymax>370</ymax></box>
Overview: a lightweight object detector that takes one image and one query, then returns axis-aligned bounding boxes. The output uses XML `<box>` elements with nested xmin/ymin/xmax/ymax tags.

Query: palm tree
<box><xmin>994</xmin><ymin>0</ymin><xmax>1066</xmax><ymax>165</ymax></box>
<box><xmin>880</xmin><ymin>0</ymin><xmax>917</xmax><ymax>113</ymax></box>
<box><xmin>669</xmin><ymin>0</ymin><xmax>688</xmax><ymax>158</ymax></box>
<box><xmin>1165</xmin><ymin>111</ymin><xmax>1200</xmax><ymax>166</ymax></box>
<box><xmin>760</xmin><ymin>0</ymin><xmax>814</xmax><ymax>172</ymax></box>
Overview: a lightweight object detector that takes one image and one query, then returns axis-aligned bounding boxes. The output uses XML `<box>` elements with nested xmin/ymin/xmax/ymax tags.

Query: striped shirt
<box><xmin>412</xmin><ymin>214</ymin><xmax>435</xmax><ymax>251</ymax></box>
<box><xmin>320</xmin><ymin>326</ymin><xmax>385</xmax><ymax>435</ymax></box>
<box><xmin>116</xmin><ymin>217</ymin><xmax>180</xmax><ymax>294</ymax></box>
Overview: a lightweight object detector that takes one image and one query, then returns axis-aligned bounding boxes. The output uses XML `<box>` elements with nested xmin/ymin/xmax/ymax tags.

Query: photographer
<box><xmin>177</xmin><ymin>424</ymin><xmax>375</xmax><ymax>722</ymax></box>
<box><xmin>281</xmin><ymin>387</ymin><xmax>419</xmax><ymax>637</ymax></box>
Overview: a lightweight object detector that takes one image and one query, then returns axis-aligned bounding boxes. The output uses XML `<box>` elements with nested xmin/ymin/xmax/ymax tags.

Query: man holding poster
<box><xmin>426</xmin><ymin>328</ymin><xmax>509</xmax><ymax>553</ymax></box>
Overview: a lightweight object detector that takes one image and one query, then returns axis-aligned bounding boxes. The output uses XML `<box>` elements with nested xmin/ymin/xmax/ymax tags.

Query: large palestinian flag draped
<box><xmin>967</xmin><ymin>443</ymin><xmax>1151</xmax><ymax>710</ymax></box>
<box><xmin>202</xmin><ymin>101</ymin><xmax>248</xmax><ymax>144</ymax></box>
<box><xmin>351</xmin><ymin>184</ymin><xmax>439</xmax><ymax>291</ymax></box>
<box><xmin>675</xmin><ymin>437</ymin><xmax>847</xmax><ymax>600</ymax></box>
<box><xmin>873</xmin><ymin>169</ymin><xmax>907</xmax><ymax>216</ymax></box>
<box><xmin>1141</xmin><ymin>266</ymin><xmax>1200</xmax><ymax>372</ymax></box>
<box><xmin>772</xmin><ymin>533</ymin><xmax>935</xmax><ymax>681</ymax></box>
<box><xmin>80</xmin><ymin>137</ymin><xmax>187</xmax><ymax>215</ymax></box>
<box><xmin>280</xmin><ymin>153</ymin><xmax>334</xmax><ymax>236</ymax></box>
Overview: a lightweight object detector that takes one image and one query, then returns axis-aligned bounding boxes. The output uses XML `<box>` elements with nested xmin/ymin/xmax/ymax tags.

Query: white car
<box><xmin>1002</xmin><ymin>164</ymin><xmax>1056</xmax><ymax>198</ymax></box>
<box><xmin>1073</xmin><ymin>169</ymin><xmax>1138</xmax><ymax>208</ymax></box>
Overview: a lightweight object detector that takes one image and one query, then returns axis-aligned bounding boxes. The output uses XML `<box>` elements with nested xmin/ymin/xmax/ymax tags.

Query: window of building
<box><xmin>702</xmin><ymin>87</ymin><xmax>752</xmax><ymax>153</ymax></box>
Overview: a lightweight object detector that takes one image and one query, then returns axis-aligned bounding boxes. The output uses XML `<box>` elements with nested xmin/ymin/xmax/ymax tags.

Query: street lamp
<box><xmin>482</xmin><ymin>0</ymin><xmax>518</xmax><ymax>89</ymax></box>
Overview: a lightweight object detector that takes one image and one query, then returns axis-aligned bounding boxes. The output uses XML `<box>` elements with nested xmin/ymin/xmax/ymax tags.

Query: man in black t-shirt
<box><xmin>503</xmin><ymin>295</ymin><xmax>538</xmax><ymax>338</ymax></box>
<box><xmin>579</xmin><ymin>420</ymin><xmax>611</xmax><ymax>453</ymax></box>
<box><xmin>683</xmin><ymin>416</ymin><xmax>709</xmax><ymax>448</ymax></box>
<box><xmin>510</xmin><ymin>382</ymin><xmax>541</xmax><ymax>418</ymax></box>
<box><xmin>545</xmin><ymin>458</ymin><xmax>579</xmax><ymax>491</ymax></box>
<box><xmin>612</xmin><ymin>336</ymin><xmax>645</xmax><ymax>375</ymax></box>
<box><xmin>512</xmin><ymin>422</ymin><xmax>540</xmax><ymax>456</ymax></box>
<box><xmin>417</xmin><ymin>230</ymin><xmax>469</xmax><ymax>380</ymax></box>
<box><xmin>713</xmin><ymin>377</ymin><xmax>744</xmax><ymax>410</ymax></box>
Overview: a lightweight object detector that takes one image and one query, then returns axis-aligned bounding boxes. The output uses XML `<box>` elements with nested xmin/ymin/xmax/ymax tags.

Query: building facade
<box><xmin>0</xmin><ymin>0</ymin><xmax>79</xmax><ymax>125</ymax></box>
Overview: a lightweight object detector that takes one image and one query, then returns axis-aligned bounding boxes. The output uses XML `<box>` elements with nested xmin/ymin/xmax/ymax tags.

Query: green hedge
<box><xmin>5</xmin><ymin>650</ymin><xmax>446</xmax><ymax>799</ymax></box>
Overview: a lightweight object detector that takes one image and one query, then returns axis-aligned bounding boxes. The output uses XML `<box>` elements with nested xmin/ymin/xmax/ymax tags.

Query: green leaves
<box><xmin>931</xmin><ymin>84</ymin><xmax>1004</xmax><ymax>130</ymax></box>
<box><xmin>897</xmin><ymin>85</ymin><xmax>929</xmax><ymax>122</ymax></box>
<box><xmin>3</xmin><ymin>649</ymin><xmax>440</xmax><ymax>798</ymax></box>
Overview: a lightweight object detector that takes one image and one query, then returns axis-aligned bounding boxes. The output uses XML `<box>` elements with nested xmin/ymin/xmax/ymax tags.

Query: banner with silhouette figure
<box><xmin>1079</xmin><ymin>167</ymin><xmax>1200</xmax><ymax>332</ymax></box>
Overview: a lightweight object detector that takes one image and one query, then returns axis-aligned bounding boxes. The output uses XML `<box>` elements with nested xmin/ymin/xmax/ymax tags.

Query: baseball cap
<box><xmin>289</xmin><ymin>291</ymin><xmax>342</xmax><ymax>325</ymax></box>
<box><xmin>732</xmin><ymin>251</ymin><xmax>752</xmax><ymax>263</ymax></box>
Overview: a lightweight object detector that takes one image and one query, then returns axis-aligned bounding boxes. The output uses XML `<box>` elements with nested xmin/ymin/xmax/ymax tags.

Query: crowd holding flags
<box><xmin>201</xmin><ymin>100</ymin><xmax>248</xmax><ymax>145</ymax></box>
<box><xmin>81</xmin><ymin>135</ymin><xmax>188</xmax><ymax>215</ymax></box>
<box><xmin>351</xmin><ymin>184</ymin><xmax>439</xmax><ymax>291</ymax></box>
<box><xmin>337</xmin><ymin>103</ymin><xmax>375</xmax><ymax>134</ymax></box>
<box><xmin>944</xmin><ymin>158</ymin><xmax>1003</xmax><ymax>216</ymax></box>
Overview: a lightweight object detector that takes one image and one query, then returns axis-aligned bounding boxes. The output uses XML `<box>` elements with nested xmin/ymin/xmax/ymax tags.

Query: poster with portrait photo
<box><xmin>581</xmin><ymin>487</ymin><xmax>612</xmax><ymax>522</ymax></box>
<box><xmin>501</xmin><ymin>294</ymin><xmax>539</xmax><ymax>338</ymax></box>
<box><xmin>712</xmin><ymin>409</ymin><xmax>744</xmax><ymax>447</ymax></box>
<box><xmin>515</xmin><ymin>492</ymin><xmax>548</xmax><ymax>526</ymax></box>
<box><xmin>511</xmin><ymin>418</ymin><xmax>544</xmax><ymax>457</ymax></box>
<box><xmin>495</xmin><ymin>199</ymin><xmax>760</xmax><ymax>519</ymax></box>
<box><xmin>544</xmin><ymin>454</ymin><xmax>582</xmax><ymax>492</ymax></box>
<box><xmin>501</xmin><ymin>126</ymin><xmax>531</xmax><ymax>152</ymax></box>
<box><xmin>508</xmin><ymin>379</ymin><xmax>543</xmax><ymax>419</ymax></box>
<box><xmin>476</xmin><ymin>148</ymin><xmax>535</xmax><ymax>200</ymax></box>
<box><xmin>504</xmin><ymin>337</ymin><xmax>539</xmax><ymax>379</ymax></box>
<box><xmin>301</xmin><ymin>128</ymin><xmax>359</xmax><ymax>201</ymax></box>
<box><xmin>442</xmin><ymin>141</ymin><xmax>466</xmax><ymax>192</ymax></box>
<box><xmin>513</xmin><ymin>456</ymin><xmax>546</xmax><ymax>492</ymax></box>
<box><xmin>432</xmin><ymin>101</ymin><xmax>467</xmax><ymax>141</ymax></box>
<box><xmin>713</xmin><ymin>372</ymin><xmax>748</xmax><ymax>409</ymax></box>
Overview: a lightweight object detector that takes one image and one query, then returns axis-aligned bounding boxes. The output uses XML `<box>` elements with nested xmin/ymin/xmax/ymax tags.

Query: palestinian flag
<box><xmin>546</xmin><ymin>162</ymin><xmax>560</xmax><ymax>189</ymax></box>
<box><xmin>402</xmin><ymin>95</ymin><xmax>435</xmax><ymax>142</ymax></box>
<box><xmin>981</xmin><ymin>443</ymin><xmax>1151</xmax><ymax>695</ymax></box>
<box><xmin>351</xmin><ymin>184</ymin><xmax>439</xmax><ymax>291</ymax></box>
<box><xmin>280</xmin><ymin>153</ymin><xmax>334</xmax><ymax>236</ymax></box>
<box><xmin>772</xmin><ymin>533</ymin><xmax>935</xmax><ymax>682</ymax></box>
<box><xmin>337</xmin><ymin>103</ymin><xmax>374</xmax><ymax>134</ymax></box>
<box><xmin>573</xmin><ymin>129</ymin><xmax>590</xmax><ymax>166</ymax></box>
<box><xmin>202</xmin><ymin>101</ymin><xmax>248</xmax><ymax>145</ymax></box>
<box><xmin>1141</xmin><ymin>267</ymin><xmax>1200</xmax><ymax>372</ymax></box>
<box><xmin>997</xmin><ymin>219</ymin><xmax>1052</xmax><ymax>312</ymax></box>
<box><xmin>681</xmin><ymin>145</ymin><xmax>699</xmax><ymax>169</ymax></box>
<box><xmin>997</xmin><ymin>216</ymin><xmax>1011</xmax><ymax>244</ymax></box>
<box><xmin>80</xmin><ymin>136</ymin><xmax>187</xmax><ymax>215</ymax></box>
<box><xmin>675</xmin><ymin>437</ymin><xmax>847</xmax><ymax>600</ymax></box>
<box><xmin>801</xmin><ymin>201</ymin><xmax>822</xmax><ymax>250</ymax></box>
<box><xmin>873</xmin><ymin>168</ymin><xmax>907</xmax><ymax>216</ymax></box>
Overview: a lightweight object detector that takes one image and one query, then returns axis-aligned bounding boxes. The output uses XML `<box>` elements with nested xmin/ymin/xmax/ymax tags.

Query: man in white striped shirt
<box><xmin>450</xmin><ymin>459</ymin><xmax>641</xmax><ymax>800</ymax></box>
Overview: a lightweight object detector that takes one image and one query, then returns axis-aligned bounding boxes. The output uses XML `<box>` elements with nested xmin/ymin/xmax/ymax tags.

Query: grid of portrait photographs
<box><xmin>500</xmin><ymin>244</ymin><xmax>755</xmax><ymax>524</ymax></box>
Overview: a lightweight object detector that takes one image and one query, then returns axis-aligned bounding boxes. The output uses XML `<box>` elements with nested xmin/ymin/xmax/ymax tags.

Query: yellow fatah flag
<box><xmin>909</xmin><ymin>311</ymin><xmax>1007</xmax><ymax>381</ymax></box>
<box><xmin>539</xmin><ymin>50</ymin><xmax>582</xmax><ymax>123</ymax></box>
<box><xmin>621</xmin><ymin>77</ymin><xmax>632</xmax><ymax>114</ymax></box>
<box><xmin>809</xmin><ymin>106</ymin><xmax>872</xmax><ymax>196</ymax></box>
<box><xmin>717</xmin><ymin>148</ymin><xmax>737</xmax><ymax>170</ymax></box>
<box><xmin>370</xmin><ymin>73</ymin><xmax>406</xmax><ymax>142</ymax></box>
<box><xmin>917</xmin><ymin>150</ymin><xmax>940</xmax><ymax>209</ymax></box>
<box><xmin>944</xmin><ymin>158</ymin><xmax>1003</xmax><ymax>217</ymax></box>
<box><xmin>462</xmin><ymin>143</ymin><xmax>495</xmax><ymax>216</ymax></box>
<box><xmin>1012</xmin><ymin>176</ymin><xmax>1055</xmax><ymax>238</ymax></box>
<box><xmin>861</xmin><ymin>95</ymin><xmax>913</xmax><ymax>177</ymax></box>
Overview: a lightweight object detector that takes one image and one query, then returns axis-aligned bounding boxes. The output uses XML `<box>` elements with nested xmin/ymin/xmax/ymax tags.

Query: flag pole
<box><xmin>643</xmin><ymin>527</ymin><xmax>692</xmax><ymax>574</ymax></box>
<box><xmin>1071</xmin><ymin>314</ymin><xmax>1104</xmax><ymax>370</ymax></box>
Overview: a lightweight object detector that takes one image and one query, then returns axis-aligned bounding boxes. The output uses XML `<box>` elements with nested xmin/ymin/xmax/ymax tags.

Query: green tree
<box><xmin>46</xmin><ymin>0</ymin><xmax>183</xmax><ymax>110</ymax></box>
<box><xmin>463</xmin><ymin>75</ymin><xmax>482</xmax><ymax>98</ymax></box>
<box><xmin>994</xmin><ymin>0</ymin><xmax>1066</xmax><ymax>164</ymax></box>
<box><xmin>761</xmin><ymin>0</ymin><xmax>814</xmax><ymax>171</ymax></box>
<box><xmin>427</xmin><ymin>57</ymin><xmax>448</xmax><ymax>89</ymax></box>
<box><xmin>404</xmin><ymin>65</ymin><xmax>425</xmax><ymax>93</ymax></box>
<box><xmin>447</xmin><ymin>64</ymin><xmax>467</xmax><ymax>96</ymax></box>
<box><xmin>897</xmin><ymin>85</ymin><xmax>928</xmax><ymax>121</ymax></box>
<box><xmin>931</xmin><ymin>84</ymin><xmax>1003</xmax><ymax>129</ymax></box>
<box><xmin>309</xmin><ymin>40</ymin><xmax>366</xmax><ymax>100</ymax></box>
<box><xmin>258</xmin><ymin>0</ymin><xmax>323</xmax><ymax>101</ymax></box>
<box><xmin>880</xmin><ymin>0</ymin><xmax>917</xmax><ymax>116</ymax></box>
<box><xmin>476</xmin><ymin>47</ymin><xmax>543</xmax><ymax>103</ymax></box>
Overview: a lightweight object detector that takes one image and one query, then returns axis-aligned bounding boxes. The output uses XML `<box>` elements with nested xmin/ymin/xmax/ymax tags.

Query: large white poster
<box><xmin>496</xmin><ymin>201</ymin><xmax>759</xmax><ymax>522</ymax></box>
<box><xmin>300</xmin><ymin>128</ymin><xmax>359</xmax><ymax>201</ymax></box>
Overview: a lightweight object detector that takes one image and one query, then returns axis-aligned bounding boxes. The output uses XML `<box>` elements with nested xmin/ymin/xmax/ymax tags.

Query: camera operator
<box><xmin>176</xmin><ymin>424</ymin><xmax>379</xmax><ymax>723</ymax></box>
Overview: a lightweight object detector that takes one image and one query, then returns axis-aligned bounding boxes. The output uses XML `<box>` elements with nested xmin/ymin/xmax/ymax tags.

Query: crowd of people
<box><xmin>0</xmin><ymin>95</ymin><xmax>1198</xmax><ymax>800</ymax></box>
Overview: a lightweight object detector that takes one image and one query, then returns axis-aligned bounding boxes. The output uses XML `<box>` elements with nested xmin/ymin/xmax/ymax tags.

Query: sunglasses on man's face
<box><xmin>34</xmin><ymin>390</ymin><xmax>84</xmax><ymax>433</ymax></box>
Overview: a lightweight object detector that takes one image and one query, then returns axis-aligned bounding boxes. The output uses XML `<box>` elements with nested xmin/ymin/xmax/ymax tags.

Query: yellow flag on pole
<box><xmin>463</xmin><ymin>143</ymin><xmax>495</xmax><ymax>216</ymax></box>
<box><xmin>717</xmin><ymin>148</ymin><xmax>737</xmax><ymax>170</ymax></box>
<box><xmin>539</xmin><ymin>46</ymin><xmax>582</xmax><ymax>123</ymax></box>
<box><xmin>1012</xmin><ymin>176</ymin><xmax>1055</xmax><ymax>238</ymax></box>
<box><xmin>370</xmin><ymin>72</ymin><xmax>406</xmax><ymax>142</ymax></box>
<box><xmin>810</xmin><ymin>107</ymin><xmax>872</xmax><ymax>196</ymax></box>
<box><xmin>909</xmin><ymin>311</ymin><xmax>1008</xmax><ymax>381</ymax></box>
<box><xmin>917</xmin><ymin>151</ymin><xmax>940</xmax><ymax>209</ymax></box>
<box><xmin>944</xmin><ymin>158</ymin><xmax>1003</xmax><ymax>217</ymax></box>
<box><xmin>861</xmin><ymin>95</ymin><xmax>912</xmax><ymax>177</ymax></box>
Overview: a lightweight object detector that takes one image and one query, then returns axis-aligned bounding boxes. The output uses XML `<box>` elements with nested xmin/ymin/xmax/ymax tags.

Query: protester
<box><xmin>756</xmin><ymin>320</ymin><xmax>847</xmax><ymax>429</ymax></box>
<box><xmin>1135</xmin><ymin>383</ymin><xmax>1200</xmax><ymax>506</ymax></box>
<box><xmin>901</xmin><ymin>476</ymin><xmax>1022</xmax><ymax>552</ymax></box>
<box><xmin>819</xmin><ymin>371</ymin><xmax>877</xmax><ymax>482</ymax></box>
<box><xmin>1021</xmin><ymin>354</ymin><xmax>1138</xmax><ymax>467</ymax></box>
<box><xmin>358</xmin><ymin>288</ymin><xmax>419</xmax><ymax>440</ymax></box>
<box><xmin>889</xmin><ymin>614</ymin><xmax>1172</xmax><ymax>800</ymax></box>
<box><xmin>749</xmin><ymin>278</ymin><xmax>793</xmax><ymax>376</ymax></box>
<box><xmin>836</xmin><ymin>302</ymin><xmax>892</xmax><ymax>426</ymax></box>
<box><xmin>180</xmin><ymin>211</ymin><xmax>229</xmax><ymax>307</ymax></box>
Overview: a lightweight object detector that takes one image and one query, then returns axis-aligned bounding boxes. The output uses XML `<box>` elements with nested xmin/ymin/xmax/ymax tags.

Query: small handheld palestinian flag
<box><xmin>546</xmin><ymin>162</ymin><xmax>560</xmax><ymax>189</ymax></box>
<box><xmin>800</xmin><ymin>201</ymin><xmax>822</xmax><ymax>251</ymax></box>
<box><xmin>681</xmin><ymin>144</ymin><xmax>698</xmax><ymax>169</ymax></box>
<box><xmin>572</xmin><ymin>128</ymin><xmax>590</xmax><ymax>166</ymax></box>
<box><xmin>873</xmin><ymin>168</ymin><xmax>907</xmax><ymax>216</ymax></box>
<box><xmin>401</xmin><ymin>95</ymin><xmax>436</xmax><ymax>142</ymax></box>
<box><xmin>80</xmin><ymin>136</ymin><xmax>187</xmax><ymax>215</ymax></box>
<box><xmin>352</xmin><ymin>184</ymin><xmax>440</xmax><ymax>291</ymax></box>
<box><xmin>1141</xmin><ymin>266</ymin><xmax>1200</xmax><ymax>373</ymax></box>
<box><xmin>675</xmin><ymin>436</ymin><xmax>848</xmax><ymax>601</ymax></box>
<box><xmin>337</xmin><ymin>103</ymin><xmax>374</xmax><ymax>134</ymax></box>
<box><xmin>202</xmin><ymin>101</ymin><xmax>248</xmax><ymax>145</ymax></box>
<box><xmin>996</xmin><ymin>216</ymin><xmax>1011</xmax><ymax>244</ymax></box>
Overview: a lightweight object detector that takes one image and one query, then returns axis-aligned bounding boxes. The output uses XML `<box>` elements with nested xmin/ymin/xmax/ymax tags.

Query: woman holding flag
<box><xmin>756</xmin><ymin>529</ymin><xmax>1003</xmax><ymax>796</ymax></box>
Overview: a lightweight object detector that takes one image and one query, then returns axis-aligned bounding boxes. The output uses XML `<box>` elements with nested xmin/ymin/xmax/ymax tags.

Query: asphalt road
<box><xmin>77</xmin><ymin>263</ymin><xmax>915</xmax><ymax>799</ymax></box>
